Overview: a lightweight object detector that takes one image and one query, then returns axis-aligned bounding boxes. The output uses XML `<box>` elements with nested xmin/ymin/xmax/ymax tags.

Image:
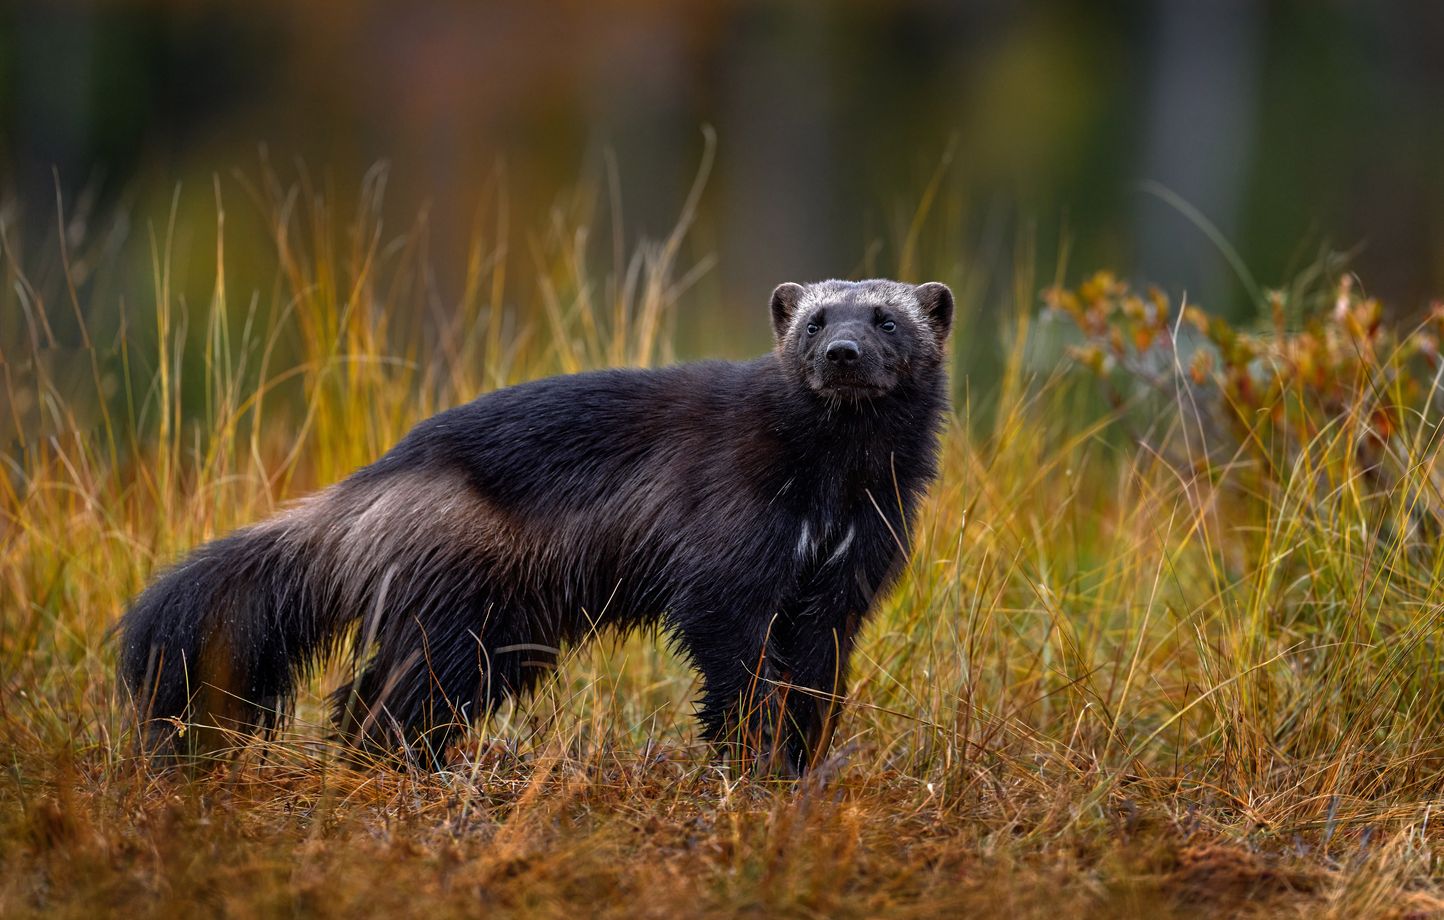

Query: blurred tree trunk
<box><xmin>1135</xmin><ymin>0</ymin><xmax>1261</xmax><ymax>316</ymax></box>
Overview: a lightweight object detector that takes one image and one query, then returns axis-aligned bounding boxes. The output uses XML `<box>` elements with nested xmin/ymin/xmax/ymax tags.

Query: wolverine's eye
<box><xmin>880</xmin><ymin>319</ymin><xmax>897</xmax><ymax>333</ymax></box>
<box><xmin>806</xmin><ymin>322</ymin><xmax>819</xmax><ymax>336</ymax></box>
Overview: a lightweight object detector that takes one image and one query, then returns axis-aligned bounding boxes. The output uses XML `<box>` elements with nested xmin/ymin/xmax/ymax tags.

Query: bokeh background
<box><xmin>3</xmin><ymin>0</ymin><xmax>1444</xmax><ymax>358</ymax></box>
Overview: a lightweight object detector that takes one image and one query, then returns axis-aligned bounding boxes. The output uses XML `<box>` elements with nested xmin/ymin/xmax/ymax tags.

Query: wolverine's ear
<box><xmin>770</xmin><ymin>283</ymin><xmax>805</xmax><ymax>343</ymax></box>
<box><xmin>915</xmin><ymin>282</ymin><xmax>954</xmax><ymax>343</ymax></box>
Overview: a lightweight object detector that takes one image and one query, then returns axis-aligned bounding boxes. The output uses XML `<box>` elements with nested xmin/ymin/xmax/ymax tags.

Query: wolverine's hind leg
<box><xmin>332</xmin><ymin>588</ymin><xmax>558</xmax><ymax>765</ymax></box>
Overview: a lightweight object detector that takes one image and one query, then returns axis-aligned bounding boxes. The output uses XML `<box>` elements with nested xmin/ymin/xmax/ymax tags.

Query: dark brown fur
<box><xmin>120</xmin><ymin>279</ymin><xmax>954</xmax><ymax>774</ymax></box>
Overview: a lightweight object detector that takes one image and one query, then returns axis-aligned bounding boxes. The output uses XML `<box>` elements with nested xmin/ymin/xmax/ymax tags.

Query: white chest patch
<box><xmin>795</xmin><ymin>520</ymin><xmax>855</xmax><ymax>567</ymax></box>
<box><xmin>827</xmin><ymin>525</ymin><xmax>856</xmax><ymax>565</ymax></box>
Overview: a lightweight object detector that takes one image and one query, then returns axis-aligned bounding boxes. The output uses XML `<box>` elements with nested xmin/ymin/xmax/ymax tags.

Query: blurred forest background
<box><xmin>2</xmin><ymin>0</ymin><xmax>1443</xmax><ymax>363</ymax></box>
<box><xmin>13</xmin><ymin>6</ymin><xmax>1444</xmax><ymax>915</ymax></box>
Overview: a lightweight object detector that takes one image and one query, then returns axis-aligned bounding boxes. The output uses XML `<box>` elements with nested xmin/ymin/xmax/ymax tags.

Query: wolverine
<box><xmin>120</xmin><ymin>279</ymin><xmax>953</xmax><ymax>776</ymax></box>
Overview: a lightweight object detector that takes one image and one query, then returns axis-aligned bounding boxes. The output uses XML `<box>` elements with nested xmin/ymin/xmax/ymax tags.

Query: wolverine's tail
<box><xmin>119</xmin><ymin>466</ymin><xmax>517</xmax><ymax>757</ymax></box>
<box><xmin>118</xmin><ymin>517</ymin><xmax>347</xmax><ymax>755</ymax></box>
<box><xmin>115</xmin><ymin>468</ymin><xmax>405</xmax><ymax>755</ymax></box>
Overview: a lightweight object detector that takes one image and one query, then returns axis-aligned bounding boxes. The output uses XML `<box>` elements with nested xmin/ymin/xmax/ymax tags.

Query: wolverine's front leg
<box><xmin>771</xmin><ymin>529</ymin><xmax>910</xmax><ymax>774</ymax></box>
<box><xmin>770</xmin><ymin>601</ymin><xmax>861</xmax><ymax>775</ymax></box>
<box><xmin>692</xmin><ymin>604</ymin><xmax>856</xmax><ymax>779</ymax></box>
<box><xmin>672</xmin><ymin>583</ymin><xmax>800</xmax><ymax>776</ymax></box>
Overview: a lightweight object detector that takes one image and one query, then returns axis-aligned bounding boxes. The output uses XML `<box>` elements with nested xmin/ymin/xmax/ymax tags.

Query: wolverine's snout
<box><xmin>814</xmin><ymin>323</ymin><xmax>890</xmax><ymax>395</ymax></box>
<box><xmin>824</xmin><ymin>338</ymin><xmax>860</xmax><ymax>364</ymax></box>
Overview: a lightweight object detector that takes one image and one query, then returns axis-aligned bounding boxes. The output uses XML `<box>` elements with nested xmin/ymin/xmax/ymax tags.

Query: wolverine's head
<box><xmin>770</xmin><ymin>279</ymin><xmax>954</xmax><ymax>400</ymax></box>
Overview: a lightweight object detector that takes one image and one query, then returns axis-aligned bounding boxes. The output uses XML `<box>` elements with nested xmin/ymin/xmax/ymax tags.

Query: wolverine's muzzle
<box><xmin>812</xmin><ymin>326</ymin><xmax>895</xmax><ymax>397</ymax></box>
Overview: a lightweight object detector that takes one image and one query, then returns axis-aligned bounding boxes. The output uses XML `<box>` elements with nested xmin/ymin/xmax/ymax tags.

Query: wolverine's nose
<box><xmin>825</xmin><ymin>339</ymin><xmax>860</xmax><ymax>364</ymax></box>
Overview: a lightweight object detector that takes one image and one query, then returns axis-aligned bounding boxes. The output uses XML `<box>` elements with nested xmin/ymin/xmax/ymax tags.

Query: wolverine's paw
<box><xmin>754</xmin><ymin>740</ymin><xmax>805</xmax><ymax>781</ymax></box>
<box><xmin>725</xmin><ymin>703</ymin><xmax>809</xmax><ymax>780</ymax></box>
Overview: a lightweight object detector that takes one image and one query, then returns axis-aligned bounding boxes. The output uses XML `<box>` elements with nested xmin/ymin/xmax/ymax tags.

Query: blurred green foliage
<box><xmin>2</xmin><ymin>0</ymin><xmax>1443</xmax><ymax>369</ymax></box>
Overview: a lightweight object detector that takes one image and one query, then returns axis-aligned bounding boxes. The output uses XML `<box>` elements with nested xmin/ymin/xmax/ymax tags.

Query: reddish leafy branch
<box><xmin>1046</xmin><ymin>272</ymin><xmax>1444</xmax><ymax>519</ymax></box>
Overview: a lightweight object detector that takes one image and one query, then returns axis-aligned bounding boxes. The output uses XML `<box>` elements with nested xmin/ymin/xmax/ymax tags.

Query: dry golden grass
<box><xmin>4</xmin><ymin>162</ymin><xmax>1444</xmax><ymax>918</ymax></box>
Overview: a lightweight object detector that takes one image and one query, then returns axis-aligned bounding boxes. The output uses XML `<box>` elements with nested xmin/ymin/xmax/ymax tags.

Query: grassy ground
<box><xmin>4</xmin><ymin>172</ymin><xmax>1444</xmax><ymax>918</ymax></box>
